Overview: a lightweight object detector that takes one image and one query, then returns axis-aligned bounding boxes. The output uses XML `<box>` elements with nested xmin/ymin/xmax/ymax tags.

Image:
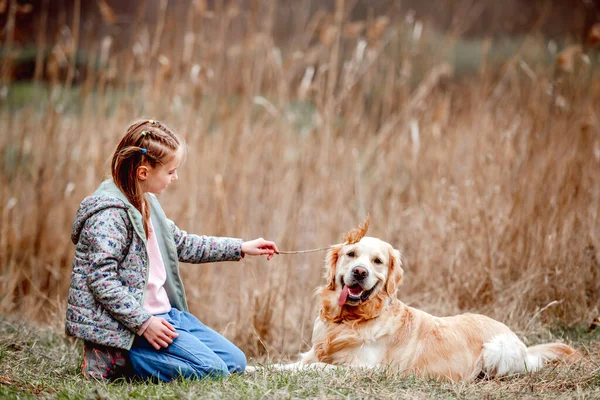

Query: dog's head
<box><xmin>320</xmin><ymin>236</ymin><xmax>403</xmax><ymax>323</ymax></box>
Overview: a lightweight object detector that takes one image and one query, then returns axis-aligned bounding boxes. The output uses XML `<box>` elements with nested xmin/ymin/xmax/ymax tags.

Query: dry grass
<box><xmin>1</xmin><ymin>0</ymin><xmax>599</xmax><ymax>364</ymax></box>
<box><xmin>0</xmin><ymin>316</ymin><xmax>599</xmax><ymax>399</ymax></box>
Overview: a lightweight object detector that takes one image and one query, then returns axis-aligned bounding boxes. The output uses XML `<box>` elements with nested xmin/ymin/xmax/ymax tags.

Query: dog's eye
<box><xmin>347</xmin><ymin>251</ymin><xmax>355</xmax><ymax>258</ymax></box>
<box><xmin>374</xmin><ymin>258</ymin><xmax>382</xmax><ymax>264</ymax></box>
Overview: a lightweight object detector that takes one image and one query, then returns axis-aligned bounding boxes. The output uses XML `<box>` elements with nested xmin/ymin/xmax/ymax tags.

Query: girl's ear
<box><xmin>137</xmin><ymin>165</ymin><xmax>149</xmax><ymax>181</ymax></box>
<box><xmin>385</xmin><ymin>248</ymin><xmax>404</xmax><ymax>296</ymax></box>
<box><xmin>325</xmin><ymin>245</ymin><xmax>342</xmax><ymax>290</ymax></box>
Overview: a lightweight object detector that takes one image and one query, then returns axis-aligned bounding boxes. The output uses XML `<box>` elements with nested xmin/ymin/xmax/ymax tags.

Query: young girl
<box><xmin>66</xmin><ymin>119</ymin><xmax>279</xmax><ymax>382</ymax></box>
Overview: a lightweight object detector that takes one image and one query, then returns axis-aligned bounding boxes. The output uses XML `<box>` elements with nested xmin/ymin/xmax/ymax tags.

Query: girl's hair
<box><xmin>111</xmin><ymin>120</ymin><xmax>185</xmax><ymax>238</ymax></box>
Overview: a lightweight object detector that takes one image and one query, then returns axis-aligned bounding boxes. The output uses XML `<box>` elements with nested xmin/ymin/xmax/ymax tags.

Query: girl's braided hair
<box><xmin>111</xmin><ymin>120</ymin><xmax>186</xmax><ymax>238</ymax></box>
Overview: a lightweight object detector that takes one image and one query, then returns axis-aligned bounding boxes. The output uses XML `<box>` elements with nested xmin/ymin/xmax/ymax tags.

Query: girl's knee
<box><xmin>130</xmin><ymin>349</ymin><xmax>230</xmax><ymax>381</ymax></box>
<box><xmin>226</xmin><ymin>347</ymin><xmax>247</xmax><ymax>373</ymax></box>
<box><xmin>190</xmin><ymin>358</ymin><xmax>230</xmax><ymax>379</ymax></box>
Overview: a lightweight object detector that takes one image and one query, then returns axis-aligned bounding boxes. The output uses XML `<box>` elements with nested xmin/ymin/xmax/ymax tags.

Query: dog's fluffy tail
<box><xmin>481</xmin><ymin>334</ymin><xmax>577</xmax><ymax>377</ymax></box>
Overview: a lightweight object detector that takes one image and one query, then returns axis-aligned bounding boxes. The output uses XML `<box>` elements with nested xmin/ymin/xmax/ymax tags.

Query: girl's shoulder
<box><xmin>76</xmin><ymin>195</ymin><xmax>132</xmax><ymax>222</ymax></box>
<box><xmin>71</xmin><ymin>195</ymin><xmax>133</xmax><ymax>244</ymax></box>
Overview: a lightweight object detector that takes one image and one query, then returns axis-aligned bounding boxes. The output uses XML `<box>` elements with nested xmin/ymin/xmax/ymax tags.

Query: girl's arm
<box><xmin>169</xmin><ymin>219</ymin><xmax>244</xmax><ymax>263</ymax></box>
<box><xmin>83</xmin><ymin>208</ymin><xmax>152</xmax><ymax>333</ymax></box>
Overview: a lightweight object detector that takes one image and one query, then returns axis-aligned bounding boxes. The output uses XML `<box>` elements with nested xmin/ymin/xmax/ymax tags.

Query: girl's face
<box><xmin>138</xmin><ymin>149</ymin><xmax>182</xmax><ymax>194</ymax></box>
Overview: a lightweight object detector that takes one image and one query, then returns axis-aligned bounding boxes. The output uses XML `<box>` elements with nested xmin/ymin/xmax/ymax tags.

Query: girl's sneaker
<box><xmin>82</xmin><ymin>341</ymin><xmax>130</xmax><ymax>380</ymax></box>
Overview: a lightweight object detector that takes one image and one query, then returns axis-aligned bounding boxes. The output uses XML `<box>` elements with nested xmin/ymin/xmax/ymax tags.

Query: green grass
<box><xmin>1</xmin><ymin>316</ymin><xmax>599</xmax><ymax>399</ymax></box>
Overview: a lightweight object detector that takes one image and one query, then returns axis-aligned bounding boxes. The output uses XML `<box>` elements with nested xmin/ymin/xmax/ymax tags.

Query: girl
<box><xmin>66</xmin><ymin>119</ymin><xmax>279</xmax><ymax>382</ymax></box>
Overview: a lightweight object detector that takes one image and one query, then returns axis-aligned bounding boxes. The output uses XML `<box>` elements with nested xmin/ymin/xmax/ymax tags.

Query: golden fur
<box><xmin>340</xmin><ymin>215</ymin><xmax>370</xmax><ymax>245</ymax></box>
<box><xmin>293</xmin><ymin>236</ymin><xmax>578</xmax><ymax>381</ymax></box>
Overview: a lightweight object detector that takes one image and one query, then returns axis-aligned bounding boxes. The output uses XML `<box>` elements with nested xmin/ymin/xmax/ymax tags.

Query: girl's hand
<box><xmin>143</xmin><ymin>317</ymin><xmax>179</xmax><ymax>350</ymax></box>
<box><xmin>242</xmin><ymin>238</ymin><xmax>279</xmax><ymax>260</ymax></box>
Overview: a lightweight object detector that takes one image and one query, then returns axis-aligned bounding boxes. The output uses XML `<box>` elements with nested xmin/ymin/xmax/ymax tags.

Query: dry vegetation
<box><xmin>1</xmin><ymin>316</ymin><xmax>599</xmax><ymax>398</ymax></box>
<box><xmin>1</xmin><ymin>0</ymin><xmax>599</xmax><ymax>367</ymax></box>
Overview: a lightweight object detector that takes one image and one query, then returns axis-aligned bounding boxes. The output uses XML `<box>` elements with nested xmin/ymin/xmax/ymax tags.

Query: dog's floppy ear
<box><xmin>325</xmin><ymin>245</ymin><xmax>342</xmax><ymax>290</ymax></box>
<box><xmin>385</xmin><ymin>248</ymin><xmax>404</xmax><ymax>296</ymax></box>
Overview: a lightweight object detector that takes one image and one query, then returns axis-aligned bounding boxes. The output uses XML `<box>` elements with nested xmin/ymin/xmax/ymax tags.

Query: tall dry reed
<box><xmin>1</xmin><ymin>1</ymin><xmax>599</xmax><ymax>358</ymax></box>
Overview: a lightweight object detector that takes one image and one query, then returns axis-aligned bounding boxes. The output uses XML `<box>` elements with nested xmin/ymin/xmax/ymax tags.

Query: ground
<box><xmin>0</xmin><ymin>316</ymin><xmax>599</xmax><ymax>399</ymax></box>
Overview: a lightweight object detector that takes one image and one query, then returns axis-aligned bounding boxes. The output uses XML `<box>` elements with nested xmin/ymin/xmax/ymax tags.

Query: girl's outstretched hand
<box><xmin>143</xmin><ymin>317</ymin><xmax>179</xmax><ymax>350</ymax></box>
<box><xmin>242</xmin><ymin>238</ymin><xmax>279</xmax><ymax>260</ymax></box>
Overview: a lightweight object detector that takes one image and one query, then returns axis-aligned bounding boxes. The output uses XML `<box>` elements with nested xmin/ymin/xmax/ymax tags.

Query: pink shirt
<box><xmin>137</xmin><ymin>219</ymin><xmax>171</xmax><ymax>335</ymax></box>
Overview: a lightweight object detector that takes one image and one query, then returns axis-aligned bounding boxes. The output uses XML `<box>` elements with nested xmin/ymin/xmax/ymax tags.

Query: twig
<box><xmin>277</xmin><ymin>215</ymin><xmax>370</xmax><ymax>254</ymax></box>
<box><xmin>278</xmin><ymin>246</ymin><xmax>338</xmax><ymax>255</ymax></box>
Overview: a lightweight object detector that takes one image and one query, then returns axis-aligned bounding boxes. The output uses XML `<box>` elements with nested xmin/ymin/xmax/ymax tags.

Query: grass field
<box><xmin>1</xmin><ymin>316</ymin><xmax>599</xmax><ymax>399</ymax></box>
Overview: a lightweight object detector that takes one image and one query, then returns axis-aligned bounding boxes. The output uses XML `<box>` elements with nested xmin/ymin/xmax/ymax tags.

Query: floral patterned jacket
<box><xmin>65</xmin><ymin>180</ymin><xmax>243</xmax><ymax>349</ymax></box>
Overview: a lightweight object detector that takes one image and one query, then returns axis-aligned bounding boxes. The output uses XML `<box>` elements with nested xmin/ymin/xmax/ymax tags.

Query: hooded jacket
<box><xmin>66</xmin><ymin>179</ymin><xmax>243</xmax><ymax>349</ymax></box>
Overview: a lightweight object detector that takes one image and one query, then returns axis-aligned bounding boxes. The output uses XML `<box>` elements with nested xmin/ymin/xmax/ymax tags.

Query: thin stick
<box><xmin>277</xmin><ymin>244</ymin><xmax>344</xmax><ymax>255</ymax></box>
<box><xmin>276</xmin><ymin>216</ymin><xmax>370</xmax><ymax>254</ymax></box>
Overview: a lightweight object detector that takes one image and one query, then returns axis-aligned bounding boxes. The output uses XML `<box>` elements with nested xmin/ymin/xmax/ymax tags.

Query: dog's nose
<box><xmin>352</xmin><ymin>266</ymin><xmax>368</xmax><ymax>280</ymax></box>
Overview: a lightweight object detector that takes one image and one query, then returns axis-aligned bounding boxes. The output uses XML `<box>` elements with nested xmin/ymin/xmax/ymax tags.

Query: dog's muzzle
<box><xmin>338</xmin><ymin>266</ymin><xmax>377</xmax><ymax>306</ymax></box>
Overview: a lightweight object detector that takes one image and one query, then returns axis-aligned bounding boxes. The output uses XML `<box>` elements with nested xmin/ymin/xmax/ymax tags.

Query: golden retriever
<box><xmin>261</xmin><ymin>236</ymin><xmax>577</xmax><ymax>381</ymax></box>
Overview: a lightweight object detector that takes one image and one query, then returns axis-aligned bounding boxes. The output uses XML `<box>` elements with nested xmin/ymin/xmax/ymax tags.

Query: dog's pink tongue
<box><xmin>338</xmin><ymin>285</ymin><xmax>349</xmax><ymax>306</ymax></box>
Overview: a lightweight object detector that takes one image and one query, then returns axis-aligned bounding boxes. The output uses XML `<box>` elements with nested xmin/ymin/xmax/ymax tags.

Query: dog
<box><xmin>259</xmin><ymin>236</ymin><xmax>577</xmax><ymax>381</ymax></box>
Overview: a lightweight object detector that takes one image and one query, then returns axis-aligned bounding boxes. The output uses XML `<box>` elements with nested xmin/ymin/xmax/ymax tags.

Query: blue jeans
<box><xmin>128</xmin><ymin>308</ymin><xmax>246</xmax><ymax>381</ymax></box>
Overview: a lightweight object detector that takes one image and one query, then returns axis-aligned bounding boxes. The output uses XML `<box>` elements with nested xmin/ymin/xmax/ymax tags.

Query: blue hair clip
<box><xmin>141</xmin><ymin>148</ymin><xmax>147</xmax><ymax>154</ymax></box>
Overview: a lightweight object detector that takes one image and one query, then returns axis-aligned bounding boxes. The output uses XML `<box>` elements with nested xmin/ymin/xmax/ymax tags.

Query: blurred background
<box><xmin>1</xmin><ymin>0</ymin><xmax>599</xmax><ymax>359</ymax></box>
